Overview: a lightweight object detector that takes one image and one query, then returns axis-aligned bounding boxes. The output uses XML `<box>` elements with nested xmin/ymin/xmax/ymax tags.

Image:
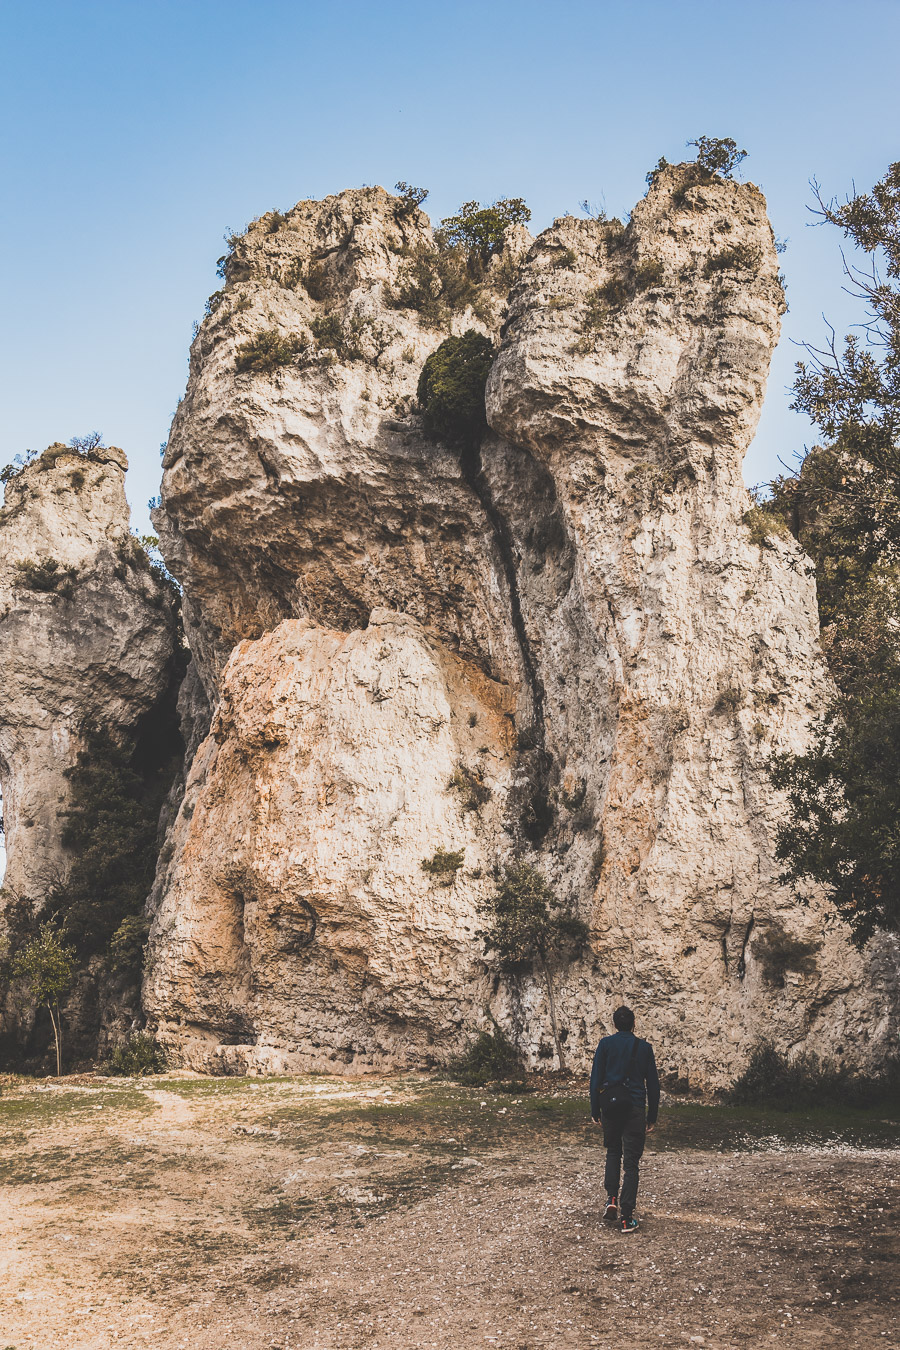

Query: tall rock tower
<box><xmin>141</xmin><ymin>170</ymin><xmax>897</xmax><ymax>1083</ymax></box>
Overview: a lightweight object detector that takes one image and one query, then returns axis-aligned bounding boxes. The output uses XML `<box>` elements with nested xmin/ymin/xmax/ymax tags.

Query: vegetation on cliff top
<box><xmin>646</xmin><ymin>134</ymin><xmax>748</xmax><ymax>190</ymax></box>
<box><xmin>390</xmin><ymin>195</ymin><xmax>530</xmax><ymax>327</ymax></box>
<box><xmin>1</xmin><ymin>432</ymin><xmax>108</xmax><ymax>486</ymax></box>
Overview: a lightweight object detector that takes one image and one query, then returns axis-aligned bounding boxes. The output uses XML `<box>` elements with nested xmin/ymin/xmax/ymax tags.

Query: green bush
<box><xmin>713</xmin><ymin>686</ymin><xmax>744</xmax><ymax>715</ymax></box>
<box><xmin>310</xmin><ymin>312</ymin><xmax>394</xmax><ymax>364</ymax></box>
<box><xmin>216</xmin><ymin>227</ymin><xmax>246</xmax><ymax>280</ymax></box>
<box><xmin>597</xmin><ymin>276</ymin><xmax>630</xmax><ymax>308</ymax></box>
<box><xmin>553</xmin><ymin>247</ymin><xmax>578</xmax><ymax>270</ymax></box>
<box><xmin>743</xmin><ymin>503</ymin><xmax>791</xmax><ymax>547</ymax></box>
<box><xmin>15</xmin><ymin>557</ymin><xmax>76</xmax><ymax>597</ymax></box>
<box><xmin>446</xmin><ymin>1027</ymin><xmax>524</xmax><ymax>1087</ymax></box>
<box><xmin>436</xmin><ymin>198</ymin><xmax>531</xmax><ymax>265</ymax></box>
<box><xmin>634</xmin><ymin>256</ymin><xmax>665</xmax><ymax>289</ymax></box>
<box><xmin>421</xmin><ymin>848</ymin><xmax>465</xmax><ymax>885</ymax></box>
<box><xmin>575</xmin><ymin>286</ymin><xmax>615</xmax><ymax>348</ymax></box>
<box><xmin>309</xmin><ymin>312</ymin><xmax>345</xmax><ymax>352</ymax></box>
<box><xmin>68</xmin><ymin>432</ymin><xmax>104</xmax><ymax>455</ymax></box>
<box><xmin>688</xmin><ymin>135</ymin><xmax>747</xmax><ymax>179</ymax></box>
<box><xmin>204</xmin><ymin>288</ymin><xmax>226</xmax><ymax>317</ymax></box>
<box><xmin>1</xmin><ymin>448</ymin><xmax>38</xmax><ymax>483</ymax></box>
<box><xmin>389</xmin><ymin>196</ymin><xmax>527</xmax><ymax>325</ymax></box>
<box><xmin>389</xmin><ymin>243</ymin><xmax>479</xmax><ymax>325</ymax></box>
<box><xmin>11</xmin><ymin>922</ymin><xmax>75</xmax><ymax>1075</ymax></box>
<box><xmin>645</xmin><ymin>156</ymin><xmax>670</xmax><ymax>189</ymax></box>
<box><xmin>417</xmin><ymin>330</ymin><xmax>495</xmax><ymax>447</ymax></box>
<box><xmin>478</xmin><ymin>864</ymin><xmax>588</xmax><ymax>1071</ymax></box>
<box><xmin>772</xmin><ymin>688</ymin><xmax>900</xmax><ymax>946</ymax></box>
<box><xmin>106</xmin><ymin>1032</ymin><xmax>166</xmax><ymax>1077</ymax></box>
<box><xmin>705</xmin><ymin>243</ymin><xmax>761</xmax><ymax>276</ymax></box>
<box><xmin>726</xmin><ymin>1042</ymin><xmax>899</xmax><ymax>1110</ymax></box>
<box><xmin>751</xmin><ymin>928</ymin><xmax>821</xmax><ymax>987</ymax></box>
<box><xmin>394</xmin><ymin>181</ymin><xmax>429</xmax><ymax>215</ymax></box>
<box><xmin>447</xmin><ymin>761</ymin><xmax>492</xmax><ymax>811</ymax></box>
<box><xmin>107</xmin><ymin>914</ymin><xmax>150</xmax><ymax>975</ymax></box>
<box><xmin>235</xmin><ymin>329</ymin><xmax>307</xmax><ymax>374</ymax></box>
<box><xmin>479</xmin><ymin>864</ymin><xmax>589</xmax><ymax>974</ymax></box>
<box><xmin>280</xmin><ymin>257</ymin><xmax>332</xmax><ymax>300</ymax></box>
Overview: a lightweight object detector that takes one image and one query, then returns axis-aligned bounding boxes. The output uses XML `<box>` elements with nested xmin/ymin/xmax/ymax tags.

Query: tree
<box><xmin>394</xmin><ymin>181</ymin><xmax>429</xmax><ymax>215</ymax></box>
<box><xmin>688</xmin><ymin>135</ymin><xmax>747</xmax><ymax>179</ymax></box>
<box><xmin>478</xmin><ymin>863</ymin><xmax>589</xmax><ymax>1071</ymax></box>
<box><xmin>436</xmin><ymin>198</ymin><xmax>531</xmax><ymax>266</ymax></box>
<box><xmin>646</xmin><ymin>137</ymin><xmax>747</xmax><ymax>191</ymax></box>
<box><xmin>771</xmin><ymin>693</ymin><xmax>900</xmax><ymax>946</ymax></box>
<box><xmin>68</xmin><ymin>431</ymin><xmax>104</xmax><ymax>454</ymax></box>
<box><xmin>765</xmin><ymin>162</ymin><xmax>900</xmax><ymax>945</ymax></box>
<box><xmin>12</xmin><ymin>922</ymin><xmax>75</xmax><ymax>1075</ymax></box>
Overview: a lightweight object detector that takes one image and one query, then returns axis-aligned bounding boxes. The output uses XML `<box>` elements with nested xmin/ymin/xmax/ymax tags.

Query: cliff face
<box><xmin>145</xmin><ymin>170</ymin><xmax>899</xmax><ymax>1084</ymax></box>
<box><xmin>154</xmin><ymin>188</ymin><xmax>528</xmax><ymax>699</ymax></box>
<box><xmin>0</xmin><ymin>446</ymin><xmax>177</xmax><ymax>903</ymax></box>
<box><xmin>0</xmin><ymin>445</ymin><xmax>181</xmax><ymax>1062</ymax></box>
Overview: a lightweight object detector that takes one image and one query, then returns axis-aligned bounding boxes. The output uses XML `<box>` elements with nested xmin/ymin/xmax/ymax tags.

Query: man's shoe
<box><xmin>603</xmin><ymin>1196</ymin><xmax>618</xmax><ymax>1221</ymax></box>
<box><xmin>620</xmin><ymin>1216</ymin><xmax>639</xmax><ymax>1233</ymax></box>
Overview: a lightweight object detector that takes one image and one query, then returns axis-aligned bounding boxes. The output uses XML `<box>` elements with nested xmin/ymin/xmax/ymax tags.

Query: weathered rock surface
<box><xmin>146</xmin><ymin>610</ymin><xmax>516</xmax><ymax>1071</ymax></box>
<box><xmin>154</xmin><ymin>188</ymin><xmax>528</xmax><ymax>700</ymax></box>
<box><xmin>0</xmin><ymin>446</ymin><xmax>178</xmax><ymax>903</ymax></box>
<box><xmin>145</xmin><ymin>171</ymin><xmax>899</xmax><ymax>1084</ymax></box>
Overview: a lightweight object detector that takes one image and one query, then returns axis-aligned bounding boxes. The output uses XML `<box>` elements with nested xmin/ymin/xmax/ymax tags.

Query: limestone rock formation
<box><xmin>146</xmin><ymin>610</ymin><xmax>516</xmax><ymax>1071</ymax></box>
<box><xmin>0</xmin><ymin>445</ymin><xmax>178</xmax><ymax>904</ymax></box>
<box><xmin>154</xmin><ymin>188</ymin><xmax>528</xmax><ymax>697</ymax></box>
<box><xmin>145</xmin><ymin>171</ymin><xmax>899</xmax><ymax>1084</ymax></box>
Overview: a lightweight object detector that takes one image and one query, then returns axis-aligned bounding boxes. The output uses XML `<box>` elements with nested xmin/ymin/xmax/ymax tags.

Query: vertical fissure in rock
<box><xmin>457</xmin><ymin>439</ymin><xmax>547</xmax><ymax>750</ymax></box>
<box><xmin>736</xmin><ymin>914</ymin><xmax>755</xmax><ymax>981</ymax></box>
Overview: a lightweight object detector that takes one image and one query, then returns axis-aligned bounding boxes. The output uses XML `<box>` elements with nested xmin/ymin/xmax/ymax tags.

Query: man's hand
<box><xmin>591</xmin><ymin>1117</ymin><xmax>599</xmax><ymax>1125</ymax></box>
<box><xmin>646</xmin><ymin>1122</ymin><xmax>655</xmax><ymax>1134</ymax></box>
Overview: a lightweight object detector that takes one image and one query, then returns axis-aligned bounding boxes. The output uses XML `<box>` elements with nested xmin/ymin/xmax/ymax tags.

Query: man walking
<box><xmin>590</xmin><ymin>1005</ymin><xmax>660</xmax><ymax>1233</ymax></box>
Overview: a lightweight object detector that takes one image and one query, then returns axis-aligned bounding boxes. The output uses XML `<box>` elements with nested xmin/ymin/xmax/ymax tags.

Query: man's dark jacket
<box><xmin>590</xmin><ymin>1030</ymin><xmax>660</xmax><ymax>1124</ymax></box>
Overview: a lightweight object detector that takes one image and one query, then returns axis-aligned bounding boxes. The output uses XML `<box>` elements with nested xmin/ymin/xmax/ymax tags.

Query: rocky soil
<box><xmin>0</xmin><ymin>1072</ymin><xmax>897</xmax><ymax>1349</ymax></box>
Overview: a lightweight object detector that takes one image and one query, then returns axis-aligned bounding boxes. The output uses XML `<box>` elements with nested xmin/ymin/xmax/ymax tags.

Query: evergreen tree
<box><xmin>767</xmin><ymin>163</ymin><xmax>900</xmax><ymax>945</ymax></box>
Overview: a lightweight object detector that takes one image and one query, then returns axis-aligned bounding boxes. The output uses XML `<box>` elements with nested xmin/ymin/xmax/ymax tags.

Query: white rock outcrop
<box><xmin>144</xmin><ymin>172</ymin><xmax>898</xmax><ymax>1084</ymax></box>
<box><xmin>0</xmin><ymin>446</ymin><xmax>177</xmax><ymax>903</ymax></box>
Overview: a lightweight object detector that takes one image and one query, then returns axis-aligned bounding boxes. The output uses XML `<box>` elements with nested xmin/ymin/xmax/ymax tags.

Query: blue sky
<box><xmin>3</xmin><ymin>0</ymin><xmax>899</xmax><ymax>533</ymax></box>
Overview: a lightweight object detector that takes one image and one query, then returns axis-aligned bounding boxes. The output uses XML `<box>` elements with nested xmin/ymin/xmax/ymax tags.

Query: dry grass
<box><xmin>0</xmin><ymin>1074</ymin><xmax>897</xmax><ymax>1347</ymax></box>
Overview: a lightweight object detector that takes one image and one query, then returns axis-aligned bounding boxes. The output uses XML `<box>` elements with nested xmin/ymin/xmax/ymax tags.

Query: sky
<box><xmin>2</xmin><ymin>0</ymin><xmax>900</xmax><ymax>534</ymax></box>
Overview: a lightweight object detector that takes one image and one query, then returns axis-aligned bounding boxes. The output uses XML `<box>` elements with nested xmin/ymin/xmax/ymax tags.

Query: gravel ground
<box><xmin>0</xmin><ymin>1074</ymin><xmax>897</xmax><ymax>1349</ymax></box>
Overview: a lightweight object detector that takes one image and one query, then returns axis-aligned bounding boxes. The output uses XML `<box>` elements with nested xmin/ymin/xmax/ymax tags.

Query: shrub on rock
<box><xmin>417</xmin><ymin>330</ymin><xmax>495</xmax><ymax>447</ymax></box>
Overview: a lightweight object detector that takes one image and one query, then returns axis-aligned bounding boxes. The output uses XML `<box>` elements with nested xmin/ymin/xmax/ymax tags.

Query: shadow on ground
<box><xmin>0</xmin><ymin>1072</ymin><xmax>897</xmax><ymax>1348</ymax></box>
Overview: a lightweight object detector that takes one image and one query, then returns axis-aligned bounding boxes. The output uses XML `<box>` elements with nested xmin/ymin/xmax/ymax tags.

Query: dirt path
<box><xmin>0</xmin><ymin>1075</ymin><xmax>897</xmax><ymax>1348</ymax></box>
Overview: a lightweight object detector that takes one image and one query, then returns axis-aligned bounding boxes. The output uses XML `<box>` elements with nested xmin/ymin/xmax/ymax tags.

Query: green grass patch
<box><xmin>0</xmin><ymin>1084</ymin><xmax>154</xmax><ymax>1130</ymax></box>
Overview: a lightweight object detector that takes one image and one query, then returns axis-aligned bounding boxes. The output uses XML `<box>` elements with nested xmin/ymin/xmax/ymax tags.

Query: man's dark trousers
<box><xmin>602</xmin><ymin>1105</ymin><xmax>646</xmax><ymax>1216</ymax></box>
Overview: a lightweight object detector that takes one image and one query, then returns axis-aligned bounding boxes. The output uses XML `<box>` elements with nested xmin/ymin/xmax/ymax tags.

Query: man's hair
<box><xmin>613</xmin><ymin>1005</ymin><xmax>635</xmax><ymax>1032</ymax></box>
